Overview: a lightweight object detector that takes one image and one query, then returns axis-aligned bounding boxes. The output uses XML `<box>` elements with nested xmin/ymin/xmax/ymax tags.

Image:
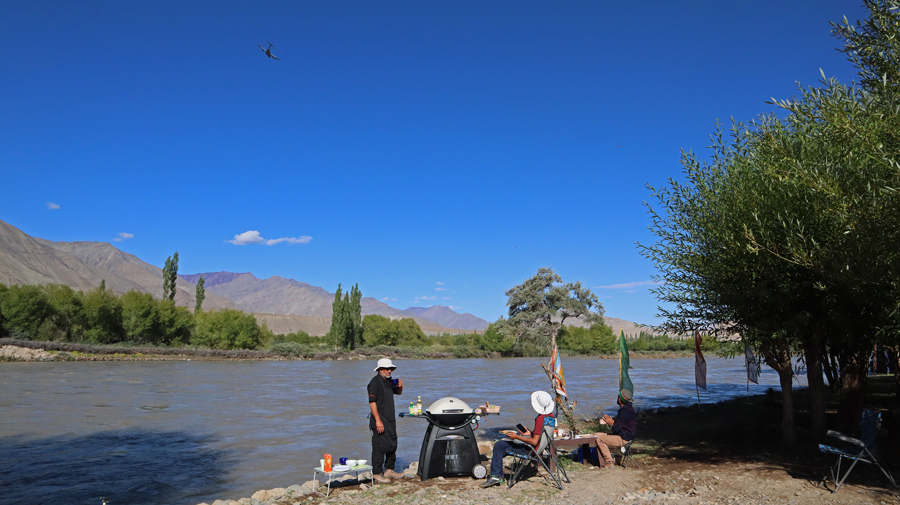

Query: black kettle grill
<box><xmin>414</xmin><ymin>397</ymin><xmax>486</xmax><ymax>481</ymax></box>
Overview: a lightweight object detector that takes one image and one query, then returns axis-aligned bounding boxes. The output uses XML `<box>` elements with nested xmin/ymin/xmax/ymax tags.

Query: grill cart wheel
<box><xmin>472</xmin><ymin>464</ymin><xmax>487</xmax><ymax>479</ymax></box>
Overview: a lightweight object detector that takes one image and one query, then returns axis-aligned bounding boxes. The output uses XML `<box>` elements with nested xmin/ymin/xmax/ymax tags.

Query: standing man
<box><xmin>593</xmin><ymin>389</ymin><xmax>636</xmax><ymax>468</ymax></box>
<box><xmin>368</xmin><ymin>358</ymin><xmax>404</xmax><ymax>483</ymax></box>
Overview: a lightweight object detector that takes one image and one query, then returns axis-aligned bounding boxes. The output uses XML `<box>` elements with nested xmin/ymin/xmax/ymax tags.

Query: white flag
<box><xmin>695</xmin><ymin>330</ymin><xmax>707</xmax><ymax>391</ymax></box>
<box><xmin>745</xmin><ymin>344</ymin><xmax>759</xmax><ymax>384</ymax></box>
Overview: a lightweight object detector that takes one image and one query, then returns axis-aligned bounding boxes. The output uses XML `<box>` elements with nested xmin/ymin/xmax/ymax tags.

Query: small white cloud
<box><xmin>449</xmin><ymin>305</ymin><xmax>462</xmax><ymax>311</ymax></box>
<box><xmin>113</xmin><ymin>232</ymin><xmax>134</xmax><ymax>242</ymax></box>
<box><xmin>228</xmin><ymin>230</ymin><xmax>312</xmax><ymax>246</ymax></box>
<box><xmin>596</xmin><ymin>280</ymin><xmax>658</xmax><ymax>290</ymax></box>
<box><xmin>265</xmin><ymin>236</ymin><xmax>312</xmax><ymax>246</ymax></box>
<box><xmin>228</xmin><ymin>230</ymin><xmax>265</xmax><ymax>245</ymax></box>
<box><xmin>415</xmin><ymin>296</ymin><xmax>437</xmax><ymax>301</ymax></box>
<box><xmin>436</xmin><ymin>281</ymin><xmax>445</xmax><ymax>285</ymax></box>
<box><xmin>46</xmin><ymin>202</ymin><xmax>60</xmax><ymax>210</ymax></box>
<box><xmin>435</xmin><ymin>287</ymin><xmax>447</xmax><ymax>291</ymax></box>
<box><xmin>383</xmin><ymin>297</ymin><xmax>389</xmax><ymax>301</ymax></box>
<box><xmin>442</xmin><ymin>297</ymin><xmax>452</xmax><ymax>300</ymax></box>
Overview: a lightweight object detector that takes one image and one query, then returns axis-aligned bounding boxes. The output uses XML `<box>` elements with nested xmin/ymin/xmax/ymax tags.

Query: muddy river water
<box><xmin>0</xmin><ymin>356</ymin><xmax>805</xmax><ymax>504</ymax></box>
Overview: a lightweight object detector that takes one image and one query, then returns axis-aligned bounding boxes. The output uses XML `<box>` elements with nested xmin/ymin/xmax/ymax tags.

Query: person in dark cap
<box><xmin>368</xmin><ymin>358</ymin><xmax>404</xmax><ymax>483</ymax></box>
<box><xmin>593</xmin><ymin>389</ymin><xmax>636</xmax><ymax>468</ymax></box>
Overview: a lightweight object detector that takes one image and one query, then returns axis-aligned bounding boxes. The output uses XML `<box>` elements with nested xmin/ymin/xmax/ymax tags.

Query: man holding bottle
<box><xmin>367</xmin><ymin>358</ymin><xmax>404</xmax><ymax>483</ymax></box>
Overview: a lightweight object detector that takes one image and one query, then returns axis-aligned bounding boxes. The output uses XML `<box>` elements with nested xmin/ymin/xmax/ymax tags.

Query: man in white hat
<box><xmin>482</xmin><ymin>390</ymin><xmax>555</xmax><ymax>488</ymax></box>
<box><xmin>367</xmin><ymin>358</ymin><xmax>404</xmax><ymax>483</ymax></box>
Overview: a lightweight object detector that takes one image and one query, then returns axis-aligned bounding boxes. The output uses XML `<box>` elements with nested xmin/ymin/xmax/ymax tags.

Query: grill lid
<box><xmin>426</xmin><ymin>397</ymin><xmax>474</xmax><ymax>415</ymax></box>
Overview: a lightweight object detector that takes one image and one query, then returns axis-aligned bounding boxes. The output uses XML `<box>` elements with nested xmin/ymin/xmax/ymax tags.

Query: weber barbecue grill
<box><xmin>413</xmin><ymin>397</ymin><xmax>487</xmax><ymax>481</ymax></box>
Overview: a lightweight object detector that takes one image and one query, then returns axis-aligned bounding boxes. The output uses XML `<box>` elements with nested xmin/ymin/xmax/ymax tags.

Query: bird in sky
<box><xmin>258</xmin><ymin>42</ymin><xmax>280</xmax><ymax>61</ymax></box>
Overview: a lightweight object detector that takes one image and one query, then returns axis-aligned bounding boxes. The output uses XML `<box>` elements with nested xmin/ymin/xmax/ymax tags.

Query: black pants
<box><xmin>371</xmin><ymin>422</ymin><xmax>397</xmax><ymax>475</ymax></box>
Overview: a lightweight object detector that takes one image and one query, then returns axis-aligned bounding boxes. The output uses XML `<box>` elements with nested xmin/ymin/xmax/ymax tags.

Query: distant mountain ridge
<box><xmin>180</xmin><ymin>271</ymin><xmax>491</xmax><ymax>331</ymax></box>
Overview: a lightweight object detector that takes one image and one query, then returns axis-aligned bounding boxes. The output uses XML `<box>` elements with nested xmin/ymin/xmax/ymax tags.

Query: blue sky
<box><xmin>1</xmin><ymin>1</ymin><xmax>867</xmax><ymax>325</ymax></box>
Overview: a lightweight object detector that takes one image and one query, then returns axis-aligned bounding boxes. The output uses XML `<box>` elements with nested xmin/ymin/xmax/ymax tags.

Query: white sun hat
<box><xmin>531</xmin><ymin>390</ymin><xmax>554</xmax><ymax>415</ymax></box>
<box><xmin>374</xmin><ymin>358</ymin><xmax>397</xmax><ymax>371</ymax></box>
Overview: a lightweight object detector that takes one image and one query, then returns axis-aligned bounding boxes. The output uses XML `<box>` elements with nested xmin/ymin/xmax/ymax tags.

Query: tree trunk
<box><xmin>802</xmin><ymin>327</ymin><xmax>827</xmax><ymax>441</ymax></box>
<box><xmin>838</xmin><ymin>349</ymin><xmax>868</xmax><ymax>434</ymax></box>
<box><xmin>760</xmin><ymin>337</ymin><xmax>796</xmax><ymax>446</ymax></box>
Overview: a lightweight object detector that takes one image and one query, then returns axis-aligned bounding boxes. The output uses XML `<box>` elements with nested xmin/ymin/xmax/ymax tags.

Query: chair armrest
<box><xmin>827</xmin><ymin>430</ymin><xmax>865</xmax><ymax>447</ymax></box>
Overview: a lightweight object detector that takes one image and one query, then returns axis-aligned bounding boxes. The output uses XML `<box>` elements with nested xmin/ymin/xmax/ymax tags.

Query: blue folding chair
<box><xmin>818</xmin><ymin>408</ymin><xmax>898</xmax><ymax>492</ymax></box>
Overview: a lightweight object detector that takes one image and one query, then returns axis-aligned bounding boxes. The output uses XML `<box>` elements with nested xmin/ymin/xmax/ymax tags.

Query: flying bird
<box><xmin>258</xmin><ymin>42</ymin><xmax>280</xmax><ymax>60</ymax></box>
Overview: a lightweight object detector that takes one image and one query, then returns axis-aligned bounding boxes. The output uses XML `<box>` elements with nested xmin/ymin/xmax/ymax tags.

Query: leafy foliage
<box><xmin>162</xmin><ymin>252</ymin><xmax>179</xmax><ymax>301</ymax></box>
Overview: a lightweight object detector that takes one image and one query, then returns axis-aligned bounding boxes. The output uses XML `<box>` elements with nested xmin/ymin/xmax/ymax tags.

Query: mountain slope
<box><xmin>0</xmin><ymin>220</ymin><xmax>146</xmax><ymax>294</ymax></box>
<box><xmin>404</xmin><ymin>306</ymin><xmax>489</xmax><ymax>330</ymax></box>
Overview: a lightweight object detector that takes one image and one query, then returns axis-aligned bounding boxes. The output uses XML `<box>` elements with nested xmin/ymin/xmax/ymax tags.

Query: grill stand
<box><xmin>416</xmin><ymin>421</ymin><xmax>481</xmax><ymax>481</ymax></box>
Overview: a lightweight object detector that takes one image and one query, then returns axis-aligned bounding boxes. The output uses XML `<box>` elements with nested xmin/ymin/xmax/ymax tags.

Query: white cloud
<box><xmin>449</xmin><ymin>305</ymin><xmax>462</xmax><ymax>311</ymax></box>
<box><xmin>436</xmin><ymin>281</ymin><xmax>444</xmax><ymax>285</ymax></box>
<box><xmin>228</xmin><ymin>230</ymin><xmax>265</xmax><ymax>245</ymax></box>
<box><xmin>227</xmin><ymin>230</ymin><xmax>312</xmax><ymax>246</ymax></box>
<box><xmin>265</xmin><ymin>236</ymin><xmax>312</xmax><ymax>246</ymax></box>
<box><xmin>46</xmin><ymin>202</ymin><xmax>60</xmax><ymax>210</ymax></box>
<box><xmin>442</xmin><ymin>297</ymin><xmax>452</xmax><ymax>300</ymax></box>
<box><xmin>113</xmin><ymin>232</ymin><xmax>134</xmax><ymax>242</ymax></box>
<box><xmin>595</xmin><ymin>280</ymin><xmax>658</xmax><ymax>290</ymax></box>
<box><xmin>435</xmin><ymin>287</ymin><xmax>447</xmax><ymax>291</ymax></box>
<box><xmin>415</xmin><ymin>296</ymin><xmax>437</xmax><ymax>301</ymax></box>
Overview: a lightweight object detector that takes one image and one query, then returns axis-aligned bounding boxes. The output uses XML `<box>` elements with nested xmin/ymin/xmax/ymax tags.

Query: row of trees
<box><xmin>0</xmin><ymin>282</ymin><xmax>270</xmax><ymax>350</ymax></box>
<box><xmin>641</xmin><ymin>0</ymin><xmax>900</xmax><ymax>442</ymax></box>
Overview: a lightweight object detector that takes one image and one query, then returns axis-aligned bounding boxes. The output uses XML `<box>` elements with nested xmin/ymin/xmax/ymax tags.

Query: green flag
<box><xmin>619</xmin><ymin>329</ymin><xmax>633</xmax><ymax>395</ymax></box>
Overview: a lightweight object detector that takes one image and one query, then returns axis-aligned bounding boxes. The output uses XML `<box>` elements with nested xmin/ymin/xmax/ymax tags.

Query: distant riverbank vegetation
<box><xmin>0</xmin><ymin>282</ymin><xmax>713</xmax><ymax>360</ymax></box>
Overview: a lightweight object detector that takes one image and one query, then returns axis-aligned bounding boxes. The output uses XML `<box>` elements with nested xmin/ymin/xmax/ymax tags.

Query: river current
<box><xmin>0</xmin><ymin>356</ymin><xmax>805</xmax><ymax>505</ymax></box>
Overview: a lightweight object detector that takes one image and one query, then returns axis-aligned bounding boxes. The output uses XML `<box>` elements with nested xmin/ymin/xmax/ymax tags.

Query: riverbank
<box><xmin>197</xmin><ymin>383</ymin><xmax>900</xmax><ymax>505</ymax></box>
<box><xmin>0</xmin><ymin>339</ymin><xmax>693</xmax><ymax>362</ymax></box>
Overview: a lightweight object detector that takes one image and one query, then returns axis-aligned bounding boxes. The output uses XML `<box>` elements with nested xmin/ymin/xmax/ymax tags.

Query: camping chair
<box><xmin>818</xmin><ymin>408</ymin><xmax>898</xmax><ymax>493</ymax></box>
<box><xmin>619</xmin><ymin>440</ymin><xmax>640</xmax><ymax>469</ymax></box>
<box><xmin>506</xmin><ymin>424</ymin><xmax>570</xmax><ymax>490</ymax></box>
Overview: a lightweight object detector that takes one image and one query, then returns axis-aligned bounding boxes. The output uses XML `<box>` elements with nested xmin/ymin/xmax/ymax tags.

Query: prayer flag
<box><xmin>745</xmin><ymin>343</ymin><xmax>759</xmax><ymax>384</ymax></box>
<box><xmin>550</xmin><ymin>334</ymin><xmax>568</xmax><ymax>398</ymax></box>
<box><xmin>695</xmin><ymin>330</ymin><xmax>707</xmax><ymax>391</ymax></box>
<box><xmin>619</xmin><ymin>329</ymin><xmax>633</xmax><ymax>396</ymax></box>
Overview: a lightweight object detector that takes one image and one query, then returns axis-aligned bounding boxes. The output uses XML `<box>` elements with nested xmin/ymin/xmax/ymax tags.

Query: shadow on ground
<box><xmin>0</xmin><ymin>429</ymin><xmax>236</xmax><ymax>505</ymax></box>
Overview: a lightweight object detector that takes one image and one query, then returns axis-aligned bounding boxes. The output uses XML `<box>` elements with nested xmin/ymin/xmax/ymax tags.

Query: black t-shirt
<box><xmin>367</xmin><ymin>374</ymin><xmax>400</xmax><ymax>429</ymax></box>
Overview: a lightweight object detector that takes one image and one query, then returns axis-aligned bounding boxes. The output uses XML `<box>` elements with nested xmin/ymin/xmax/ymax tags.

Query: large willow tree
<box><xmin>641</xmin><ymin>0</ymin><xmax>900</xmax><ymax>441</ymax></box>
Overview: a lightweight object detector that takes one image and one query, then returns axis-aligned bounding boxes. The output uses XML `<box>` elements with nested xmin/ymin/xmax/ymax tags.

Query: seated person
<box><xmin>482</xmin><ymin>390</ymin><xmax>555</xmax><ymax>488</ymax></box>
<box><xmin>593</xmin><ymin>389</ymin><xmax>636</xmax><ymax>468</ymax></box>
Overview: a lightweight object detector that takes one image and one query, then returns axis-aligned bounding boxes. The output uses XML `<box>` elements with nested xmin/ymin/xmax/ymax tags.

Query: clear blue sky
<box><xmin>1</xmin><ymin>1</ymin><xmax>867</xmax><ymax>325</ymax></box>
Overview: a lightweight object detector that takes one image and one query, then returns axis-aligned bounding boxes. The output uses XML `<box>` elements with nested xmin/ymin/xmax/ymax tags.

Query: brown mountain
<box><xmin>180</xmin><ymin>271</ymin><xmax>482</xmax><ymax>332</ymax></box>
<box><xmin>404</xmin><ymin>306</ymin><xmax>489</xmax><ymax>330</ymax></box>
<box><xmin>0</xmin><ymin>219</ymin><xmax>145</xmax><ymax>294</ymax></box>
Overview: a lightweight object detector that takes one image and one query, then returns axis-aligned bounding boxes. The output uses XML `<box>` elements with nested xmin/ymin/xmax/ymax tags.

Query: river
<box><xmin>0</xmin><ymin>356</ymin><xmax>805</xmax><ymax>505</ymax></box>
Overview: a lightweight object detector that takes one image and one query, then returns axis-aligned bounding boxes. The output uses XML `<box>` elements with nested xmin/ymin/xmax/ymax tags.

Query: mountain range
<box><xmin>0</xmin><ymin>218</ymin><xmax>658</xmax><ymax>336</ymax></box>
<box><xmin>0</xmin><ymin>219</ymin><xmax>489</xmax><ymax>334</ymax></box>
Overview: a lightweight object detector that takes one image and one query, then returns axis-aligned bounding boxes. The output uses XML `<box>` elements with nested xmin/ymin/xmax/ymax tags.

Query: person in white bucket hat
<box><xmin>367</xmin><ymin>358</ymin><xmax>404</xmax><ymax>483</ymax></box>
<box><xmin>482</xmin><ymin>390</ymin><xmax>556</xmax><ymax>488</ymax></box>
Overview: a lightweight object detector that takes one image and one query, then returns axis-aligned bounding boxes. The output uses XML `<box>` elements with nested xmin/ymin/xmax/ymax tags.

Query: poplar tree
<box><xmin>162</xmin><ymin>252</ymin><xmax>179</xmax><ymax>301</ymax></box>
<box><xmin>195</xmin><ymin>275</ymin><xmax>205</xmax><ymax>312</ymax></box>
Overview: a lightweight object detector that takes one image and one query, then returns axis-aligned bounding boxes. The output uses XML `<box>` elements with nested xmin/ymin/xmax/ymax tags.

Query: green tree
<box><xmin>0</xmin><ymin>284</ymin><xmax>56</xmax><ymax>340</ymax></box>
<box><xmin>192</xmin><ymin>309</ymin><xmax>263</xmax><ymax>349</ymax></box>
<box><xmin>326</xmin><ymin>283</ymin><xmax>362</xmax><ymax>350</ymax></box>
<box><xmin>121</xmin><ymin>290</ymin><xmax>163</xmax><ymax>344</ymax></box>
<box><xmin>81</xmin><ymin>285</ymin><xmax>124</xmax><ymax>344</ymax></box>
<box><xmin>558</xmin><ymin>323</ymin><xmax>615</xmax><ymax>355</ymax></box>
<box><xmin>195</xmin><ymin>275</ymin><xmax>205</xmax><ymax>312</ymax></box>
<box><xmin>162</xmin><ymin>252</ymin><xmax>179</xmax><ymax>301</ymax></box>
<box><xmin>43</xmin><ymin>284</ymin><xmax>86</xmax><ymax>341</ymax></box>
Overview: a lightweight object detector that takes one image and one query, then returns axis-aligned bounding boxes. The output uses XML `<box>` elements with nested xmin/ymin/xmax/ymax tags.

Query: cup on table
<box><xmin>320</xmin><ymin>459</ymin><xmax>325</xmax><ymax>469</ymax></box>
<box><xmin>339</xmin><ymin>457</ymin><xmax>348</xmax><ymax>465</ymax></box>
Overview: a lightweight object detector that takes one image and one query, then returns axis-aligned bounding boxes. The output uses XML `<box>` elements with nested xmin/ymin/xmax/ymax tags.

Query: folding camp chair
<box><xmin>619</xmin><ymin>440</ymin><xmax>640</xmax><ymax>469</ymax></box>
<box><xmin>506</xmin><ymin>424</ymin><xmax>570</xmax><ymax>489</ymax></box>
<box><xmin>818</xmin><ymin>408</ymin><xmax>898</xmax><ymax>492</ymax></box>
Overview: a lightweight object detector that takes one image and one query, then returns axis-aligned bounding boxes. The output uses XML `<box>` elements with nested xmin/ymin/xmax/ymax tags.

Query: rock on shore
<box><xmin>0</xmin><ymin>345</ymin><xmax>55</xmax><ymax>361</ymax></box>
